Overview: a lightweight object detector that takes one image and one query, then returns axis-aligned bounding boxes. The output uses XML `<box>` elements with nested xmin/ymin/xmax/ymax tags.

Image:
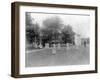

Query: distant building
<box><xmin>74</xmin><ymin>32</ymin><xmax>90</xmax><ymax>46</ymax></box>
<box><xmin>81</xmin><ymin>38</ymin><xmax>90</xmax><ymax>45</ymax></box>
<box><xmin>74</xmin><ymin>34</ymin><xmax>81</xmax><ymax>46</ymax></box>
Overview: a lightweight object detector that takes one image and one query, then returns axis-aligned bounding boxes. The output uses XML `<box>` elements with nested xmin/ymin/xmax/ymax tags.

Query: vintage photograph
<box><xmin>11</xmin><ymin>2</ymin><xmax>97</xmax><ymax>78</ymax></box>
<box><xmin>25</xmin><ymin>12</ymin><xmax>90</xmax><ymax>67</ymax></box>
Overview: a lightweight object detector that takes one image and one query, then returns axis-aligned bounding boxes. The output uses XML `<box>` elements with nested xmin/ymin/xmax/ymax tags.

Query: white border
<box><xmin>19</xmin><ymin>6</ymin><xmax>95</xmax><ymax>74</ymax></box>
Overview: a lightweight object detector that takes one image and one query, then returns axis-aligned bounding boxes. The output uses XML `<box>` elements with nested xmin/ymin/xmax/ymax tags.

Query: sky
<box><xmin>27</xmin><ymin>12</ymin><xmax>90</xmax><ymax>38</ymax></box>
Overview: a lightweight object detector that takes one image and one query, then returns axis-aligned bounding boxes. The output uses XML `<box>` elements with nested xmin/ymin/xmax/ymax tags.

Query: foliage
<box><xmin>26</xmin><ymin>13</ymin><xmax>40</xmax><ymax>44</ymax></box>
<box><xmin>42</xmin><ymin>16</ymin><xmax>63</xmax><ymax>44</ymax></box>
<box><xmin>61</xmin><ymin>25</ymin><xmax>75</xmax><ymax>44</ymax></box>
<box><xmin>26</xmin><ymin>14</ymin><xmax>75</xmax><ymax>46</ymax></box>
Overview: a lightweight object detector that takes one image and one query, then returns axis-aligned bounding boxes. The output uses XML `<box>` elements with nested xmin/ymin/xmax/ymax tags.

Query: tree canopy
<box><xmin>61</xmin><ymin>25</ymin><xmax>75</xmax><ymax>44</ymax></box>
<box><xmin>42</xmin><ymin>16</ymin><xmax>63</xmax><ymax>43</ymax></box>
<box><xmin>26</xmin><ymin>14</ymin><xmax>75</xmax><ymax>46</ymax></box>
<box><xmin>26</xmin><ymin>13</ymin><xmax>40</xmax><ymax>44</ymax></box>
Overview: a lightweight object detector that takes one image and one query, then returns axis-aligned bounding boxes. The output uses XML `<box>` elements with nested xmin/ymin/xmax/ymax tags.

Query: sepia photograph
<box><xmin>25</xmin><ymin>12</ymin><xmax>90</xmax><ymax>67</ymax></box>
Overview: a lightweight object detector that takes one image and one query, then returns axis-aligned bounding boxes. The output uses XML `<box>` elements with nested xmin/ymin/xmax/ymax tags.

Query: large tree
<box><xmin>26</xmin><ymin>13</ymin><xmax>40</xmax><ymax>44</ymax></box>
<box><xmin>42</xmin><ymin>16</ymin><xmax>63</xmax><ymax>45</ymax></box>
<box><xmin>61</xmin><ymin>25</ymin><xmax>75</xmax><ymax>44</ymax></box>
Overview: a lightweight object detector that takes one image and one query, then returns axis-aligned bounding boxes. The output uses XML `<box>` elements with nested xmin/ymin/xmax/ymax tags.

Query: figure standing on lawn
<box><xmin>52</xmin><ymin>44</ymin><xmax>56</xmax><ymax>54</ymax></box>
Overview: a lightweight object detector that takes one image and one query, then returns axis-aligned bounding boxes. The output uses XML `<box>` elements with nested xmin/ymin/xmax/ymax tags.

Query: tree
<box><xmin>26</xmin><ymin>13</ymin><xmax>40</xmax><ymax>44</ymax></box>
<box><xmin>43</xmin><ymin>16</ymin><xmax>62</xmax><ymax>31</ymax></box>
<box><xmin>61</xmin><ymin>25</ymin><xmax>75</xmax><ymax>44</ymax></box>
<box><xmin>42</xmin><ymin>16</ymin><xmax>63</xmax><ymax>45</ymax></box>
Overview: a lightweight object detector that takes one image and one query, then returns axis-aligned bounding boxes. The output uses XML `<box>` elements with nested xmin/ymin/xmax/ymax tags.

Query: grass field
<box><xmin>25</xmin><ymin>45</ymin><xmax>90</xmax><ymax>67</ymax></box>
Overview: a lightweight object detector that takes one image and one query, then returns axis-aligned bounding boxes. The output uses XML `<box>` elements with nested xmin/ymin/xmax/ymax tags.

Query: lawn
<box><xmin>25</xmin><ymin>45</ymin><xmax>90</xmax><ymax>67</ymax></box>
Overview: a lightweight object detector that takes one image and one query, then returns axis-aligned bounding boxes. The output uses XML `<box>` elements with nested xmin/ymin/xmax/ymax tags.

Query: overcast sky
<box><xmin>27</xmin><ymin>12</ymin><xmax>90</xmax><ymax>38</ymax></box>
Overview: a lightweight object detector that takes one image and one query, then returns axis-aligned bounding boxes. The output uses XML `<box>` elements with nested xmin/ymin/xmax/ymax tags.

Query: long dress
<box><xmin>52</xmin><ymin>44</ymin><xmax>56</xmax><ymax>54</ymax></box>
